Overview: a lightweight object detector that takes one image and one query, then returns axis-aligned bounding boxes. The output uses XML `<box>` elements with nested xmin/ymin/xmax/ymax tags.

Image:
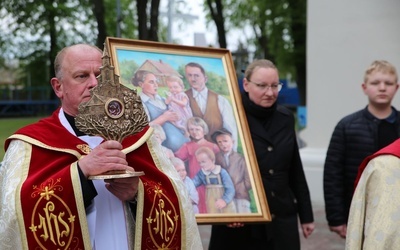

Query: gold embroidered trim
<box><xmin>70</xmin><ymin>162</ymin><xmax>92</xmax><ymax>249</ymax></box>
<box><xmin>8</xmin><ymin>134</ymin><xmax>83</xmax><ymax>159</ymax></box>
<box><xmin>76</xmin><ymin>144</ymin><xmax>91</xmax><ymax>155</ymax></box>
<box><xmin>122</xmin><ymin>127</ymin><xmax>154</xmax><ymax>154</ymax></box>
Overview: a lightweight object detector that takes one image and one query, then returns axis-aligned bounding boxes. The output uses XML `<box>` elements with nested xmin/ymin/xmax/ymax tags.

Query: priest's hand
<box><xmin>78</xmin><ymin>140</ymin><xmax>128</xmax><ymax>177</ymax></box>
<box><xmin>104</xmin><ymin>169</ymin><xmax>139</xmax><ymax>201</ymax></box>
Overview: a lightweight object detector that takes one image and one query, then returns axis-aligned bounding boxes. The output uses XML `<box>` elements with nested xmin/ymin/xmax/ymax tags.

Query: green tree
<box><xmin>205</xmin><ymin>0</ymin><xmax>227</xmax><ymax>48</ymax></box>
<box><xmin>0</xmin><ymin>0</ymin><xmax>96</xmax><ymax>91</ymax></box>
<box><xmin>101</xmin><ymin>0</ymin><xmax>139</xmax><ymax>43</ymax></box>
<box><xmin>91</xmin><ymin>0</ymin><xmax>108</xmax><ymax>49</ymax></box>
<box><xmin>204</xmin><ymin>0</ymin><xmax>307</xmax><ymax>105</ymax></box>
<box><xmin>118</xmin><ymin>59</ymin><xmax>139</xmax><ymax>86</ymax></box>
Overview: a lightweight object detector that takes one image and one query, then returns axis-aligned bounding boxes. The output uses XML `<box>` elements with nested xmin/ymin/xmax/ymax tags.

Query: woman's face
<box><xmin>140</xmin><ymin>73</ymin><xmax>158</xmax><ymax>97</ymax></box>
<box><xmin>243</xmin><ymin>67</ymin><xmax>280</xmax><ymax>108</ymax></box>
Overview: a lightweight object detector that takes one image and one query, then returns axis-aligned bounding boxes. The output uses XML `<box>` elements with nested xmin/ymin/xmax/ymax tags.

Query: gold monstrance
<box><xmin>75</xmin><ymin>45</ymin><xmax>148</xmax><ymax>179</ymax></box>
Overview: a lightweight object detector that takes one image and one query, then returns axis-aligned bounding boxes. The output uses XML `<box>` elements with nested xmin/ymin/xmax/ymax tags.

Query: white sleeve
<box><xmin>0</xmin><ymin>140</ymin><xmax>30</xmax><ymax>249</ymax></box>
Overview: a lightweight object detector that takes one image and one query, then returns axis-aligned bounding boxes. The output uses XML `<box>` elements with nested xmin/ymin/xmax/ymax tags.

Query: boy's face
<box><xmin>362</xmin><ymin>70</ymin><xmax>398</xmax><ymax>106</ymax></box>
<box><xmin>174</xmin><ymin>163</ymin><xmax>187</xmax><ymax>181</ymax></box>
<box><xmin>188</xmin><ymin>124</ymin><xmax>205</xmax><ymax>141</ymax></box>
<box><xmin>196</xmin><ymin>152</ymin><xmax>215</xmax><ymax>171</ymax></box>
<box><xmin>215</xmin><ymin>134</ymin><xmax>234</xmax><ymax>154</ymax></box>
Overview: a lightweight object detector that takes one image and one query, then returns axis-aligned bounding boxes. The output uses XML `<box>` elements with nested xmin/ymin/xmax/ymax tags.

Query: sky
<box><xmin>160</xmin><ymin>0</ymin><xmax>216</xmax><ymax>47</ymax></box>
<box><xmin>160</xmin><ymin>0</ymin><xmax>249</xmax><ymax>51</ymax></box>
<box><xmin>116</xmin><ymin>49</ymin><xmax>225</xmax><ymax>76</ymax></box>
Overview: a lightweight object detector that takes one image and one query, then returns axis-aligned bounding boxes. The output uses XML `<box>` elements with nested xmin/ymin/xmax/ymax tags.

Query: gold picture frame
<box><xmin>105</xmin><ymin>37</ymin><xmax>271</xmax><ymax>224</ymax></box>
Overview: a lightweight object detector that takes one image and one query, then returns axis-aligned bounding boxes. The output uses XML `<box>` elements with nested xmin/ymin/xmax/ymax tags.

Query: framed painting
<box><xmin>105</xmin><ymin>37</ymin><xmax>271</xmax><ymax>224</ymax></box>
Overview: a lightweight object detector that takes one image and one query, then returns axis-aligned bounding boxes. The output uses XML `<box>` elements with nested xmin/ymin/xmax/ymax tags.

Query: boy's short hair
<box><xmin>195</xmin><ymin>146</ymin><xmax>216</xmax><ymax>162</ymax></box>
<box><xmin>364</xmin><ymin>60</ymin><xmax>398</xmax><ymax>83</ymax></box>
<box><xmin>211</xmin><ymin>128</ymin><xmax>233</xmax><ymax>143</ymax></box>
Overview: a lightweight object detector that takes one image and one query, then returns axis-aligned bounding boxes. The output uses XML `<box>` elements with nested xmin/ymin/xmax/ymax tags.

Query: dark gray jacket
<box><xmin>323</xmin><ymin>106</ymin><xmax>400</xmax><ymax>226</ymax></box>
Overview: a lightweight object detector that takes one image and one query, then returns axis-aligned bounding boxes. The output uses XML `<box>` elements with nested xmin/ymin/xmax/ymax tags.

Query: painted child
<box><xmin>175</xmin><ymin>116</ymin><xmax>220</xmax><ymax>213</ymax></box>
<box><xmin>212</xmin><ymin>128</ymin><xmax>252</xmax><ymax>213</ymax></box>
<box><xmin>165</xmin><ymin>75</ymin><xmax>193</xmax><ymax>135</ymax></box>
<box><xmin>150</xmin><ymin>123</ymin><xmax>174</xmax><ymax>160</ymax></box>
<box><xmin>192</xmin><ymin>146</ymin><xmax>236</xmax><ymax>214</ymax></box>
<box><xmin>171</xmin><ymin>157</ymin><xmax>199</xmax><ymax>214</ymax></box>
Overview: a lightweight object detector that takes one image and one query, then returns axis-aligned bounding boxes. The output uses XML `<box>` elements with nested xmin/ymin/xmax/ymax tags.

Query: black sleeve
<box><xmin>323</xmin><ymin>121</ymin><xmax>347</xmax><ymax>226</ymax></box>
<box><xmin>77</xmin><ymin>164</ymin><xmax>97</xmax><ymax>209</ymax></box>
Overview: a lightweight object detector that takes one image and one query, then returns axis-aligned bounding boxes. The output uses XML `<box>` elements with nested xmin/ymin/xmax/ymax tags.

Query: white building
<box><xmin>302</xmin><ymin>0</ymin><xmax>400</xmax><ymax>203</ymax></box>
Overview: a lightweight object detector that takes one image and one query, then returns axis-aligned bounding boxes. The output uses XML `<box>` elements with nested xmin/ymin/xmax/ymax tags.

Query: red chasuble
<box><xmin>5</xmin><ymin>108</ymin><xmax>183</xmax><ymax>249</ymax></box>
<box><xmin>354</xmin><ymin>138</ymin><xmax>400</xmax><ymax>189</ymax></box>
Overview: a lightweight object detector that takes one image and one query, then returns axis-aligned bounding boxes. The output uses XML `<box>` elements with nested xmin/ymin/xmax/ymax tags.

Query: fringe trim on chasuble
<box><xmin>123</xmin><ymin>127</ymin><xmax>202</xmax><ymax>250</ymax></box>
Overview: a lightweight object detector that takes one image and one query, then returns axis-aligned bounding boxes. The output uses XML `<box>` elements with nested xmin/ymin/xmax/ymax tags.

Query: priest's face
<box><xmin>51</xmin><ymin>45</ymin><xmax>102</xmax><ymax>116</ymax></box>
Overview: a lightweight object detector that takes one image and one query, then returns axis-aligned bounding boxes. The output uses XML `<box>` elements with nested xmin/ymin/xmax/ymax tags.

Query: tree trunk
<box><xmin>91</xmin><ymin>0</ymin><xmax>108</xmax><ymax>49</ymax></box>
<box><xmin>206</xmin><ymin>0</ymin><xmax>227</xmax><ymax>48</ymax></box>
<box><xmin>288</xmin><ymin>0</ymin><xmax>307</xmax><ymax>106</ymax></box>
<box><xmin>148</xmin><ymin>0</ymin><xmax>160</xmax><ymax>41</ymax></box>
<box><xmin>48</xmin><ymin>1</ymin><xmax>57</xmax><ymax>100</ymax></box>
<box><xmin>253</xmin><ymin>24</ymin><xmax>275</xmax><ymax>63</ymax></box>
<box><xmin>137</xmin><ymin>0</ymin><xmax>149</xmax><ymax>40</ymax></box>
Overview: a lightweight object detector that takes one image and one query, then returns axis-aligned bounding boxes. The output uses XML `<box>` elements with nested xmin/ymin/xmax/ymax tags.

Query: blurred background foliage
<box><xmin>0</xmin><ymin>0</ymin><xmax>306</xmax><ymax>105</ymax></box>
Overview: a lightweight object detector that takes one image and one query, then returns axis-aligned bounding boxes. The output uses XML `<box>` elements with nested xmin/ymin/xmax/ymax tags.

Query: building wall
<box><xmin>302</xmin><ymin>0</ymin><xmax>400</xmax><ymax>203</ymax></box>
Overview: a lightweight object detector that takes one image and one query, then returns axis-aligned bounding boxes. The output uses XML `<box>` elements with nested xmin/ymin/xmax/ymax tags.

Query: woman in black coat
<box><xmin>208</xmin><ymin>59</ymin><xmax>314</xmax><ymax>250</ymax></box>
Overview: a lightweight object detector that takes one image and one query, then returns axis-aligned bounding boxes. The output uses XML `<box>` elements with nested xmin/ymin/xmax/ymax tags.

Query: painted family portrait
<box><xmin>106</xmin><ymin>37</ymin><xmax>270</xmax><ymax>224</ymax></box>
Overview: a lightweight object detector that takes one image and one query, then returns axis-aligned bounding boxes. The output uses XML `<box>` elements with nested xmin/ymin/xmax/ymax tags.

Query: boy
<box><xmin>324</xmin><ymin>60</ymin><xmax>400</xmax><ymax>238</ymax></box>
<box><xmin>150</xmin><ymin>123</ymin><xmax>174</xmax><ymax>159</ymax></box>
<box><xmin>212</xmin><ymin>128</ymin><xmax>252</xmax><ymax>213</ymax></box>
<box><xmin>171</xmin><ymin>157</ymin><xmax>199</xmax><ymax>214</ymax></box>
<box><xmin>192</xmin><ymin>146</ymin><xmax>236</xmax><ymax>214</ymax></box>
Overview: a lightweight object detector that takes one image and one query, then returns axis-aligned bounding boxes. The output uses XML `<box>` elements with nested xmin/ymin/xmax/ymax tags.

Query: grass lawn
<box><xmin>0</xmin><ymin>117</ymin><xmax>42</xmax><ymax>160</ymax></box>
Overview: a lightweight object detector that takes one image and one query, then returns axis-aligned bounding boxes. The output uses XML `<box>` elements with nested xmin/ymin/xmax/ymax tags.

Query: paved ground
<box><xmin>198</xmin><ymin>202</ymin><xmax>346</xmax><ymax>250</ymax></box>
